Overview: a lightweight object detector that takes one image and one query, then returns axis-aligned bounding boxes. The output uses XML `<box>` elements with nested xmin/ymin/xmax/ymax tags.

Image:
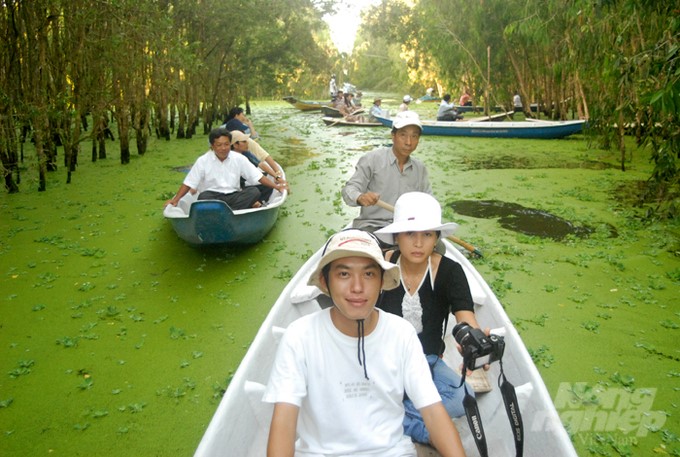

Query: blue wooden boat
<box><xmin>375</xmin><ymin>115</ymin><xmax>586</xmax><ymax>139</ymax></box>
<box><xmin>163</xmin><ymin>174</ymin><xmax>287</xmax><ymax>246</ymax></box>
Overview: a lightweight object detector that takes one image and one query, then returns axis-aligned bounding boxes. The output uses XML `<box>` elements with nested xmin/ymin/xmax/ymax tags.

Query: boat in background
<box><xmin>163</xmin><ymin>170</ymin><xmax>287</xmax><ymax>246</ymax></box>
<box><xmin>375</xmin><ymin>115</ymin><xmax>586</xmax><ymax>139</ymax></box>
<box><xmin>416</xmin><ymin>94</ymin><xmax>442</xmax><ymax>103</ymax></box>
<box><xmin>283</xmin><ymin>96</ymin><xmax>330</xmax><ymax>111</ymax></box>
<box><xmin>193</xmin><ymin>237</ymin><xmax>577</xmax><ymax>457</ymax></box>
<box><xmin>456</xmin><ymin>105</ymin><xmax>505</xmax><ymax>113</ymax></box>
<box><xmin>321</xmin><ymin>106</ymin><xmax>343</xmax><ymax>117</ymax></box>
<box><xmin>321</xmin><ymin>116</ymin><xmax>381</xmax><ymax>127</ymax></box>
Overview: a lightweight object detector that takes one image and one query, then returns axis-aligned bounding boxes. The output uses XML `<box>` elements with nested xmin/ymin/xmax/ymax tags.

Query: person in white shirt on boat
<box><xmin>264</xmin><ymin>229</ymin><xmax>467</xmax><ymax>457</ymax></box>
<box><xmin>399</xmin><ymin>94</ymin><xmax>413</xmax><ymax>112</ymax></box>
<box><xmin>437</xmin><ymin>94</ymin><xmax>463</xmax><ymax>122</ymax></box>
<box><xmin>375</xmin><ymin>192</ymin><xmax>484</xmax><ymax>445</ymax></box>
<box><xmin>342</xmin><ymin>111</ymin><xmax>432</xmax><ymax>234</ymax></box>
<box><xmin>164</xmin><ymin>128</ymin><xmax>285</xmax><ymax>210</ymax></box>
<box><xmin>329</xmin><ymin>74</ymin><xmax>338</xmax><ymax>100</ymax></box>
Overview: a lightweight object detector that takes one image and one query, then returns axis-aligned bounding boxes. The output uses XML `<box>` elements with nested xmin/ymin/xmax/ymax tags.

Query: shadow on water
<box><xmin>450</xmin><ymin>200</ymin><xmax>618</xmax><ymax>240</ymax></box>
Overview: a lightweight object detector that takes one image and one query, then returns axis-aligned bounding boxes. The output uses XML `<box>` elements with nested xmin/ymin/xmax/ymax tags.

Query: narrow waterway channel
<box><xmin>1</xmin><ymin>98</ymin><xmax>678</xmax><ymax>456</ymax></box>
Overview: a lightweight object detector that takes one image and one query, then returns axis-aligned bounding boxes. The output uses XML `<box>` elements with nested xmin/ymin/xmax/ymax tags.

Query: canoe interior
<box><xmin>194</xmin><ymin>240</ymin><xmax>577</xmax><ymax>457</ymax></box>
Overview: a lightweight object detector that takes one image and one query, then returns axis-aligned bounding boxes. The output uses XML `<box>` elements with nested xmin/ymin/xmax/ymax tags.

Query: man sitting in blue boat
<box><xmin>437</xmin><ymin>94</ymin><xmax>464</xmax><ymax>122</ymax></box>
<box><xmin>164</xmin><ymin>128</ymin><xmax>285</xmax><ymax>210</ymax></box>
<box><xmin>264</xmin><ymin>229</ymin><xmax>467</xmax><ymax>457</ymax></box>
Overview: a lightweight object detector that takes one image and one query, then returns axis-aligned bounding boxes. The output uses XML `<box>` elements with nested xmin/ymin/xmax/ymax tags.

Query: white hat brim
<box><xmin>374</xmin><ymin>221</ymin><xmax>459</xmax><ymax>244</ymax></box>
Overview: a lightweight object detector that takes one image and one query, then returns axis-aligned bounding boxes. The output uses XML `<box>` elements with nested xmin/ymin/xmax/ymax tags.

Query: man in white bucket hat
<box><xmin>376</xmin><ymin>192</ymin><xmax>483</xmax><ymax>445</ymax></box>
<box><xmin>264</xmin><ymin>229</ymin><xmax>466</xmax><ymax>457</ymax></box>
<box><xmin>342</xmin><ymin>110</ymin><xmax>433</xmax><ymax>235</ymax></box>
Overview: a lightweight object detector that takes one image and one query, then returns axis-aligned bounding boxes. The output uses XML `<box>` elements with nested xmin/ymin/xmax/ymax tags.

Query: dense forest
<box><xmin>0</xmin><ymin>0</ymin><xmax>677</xmax><ymax>217</ymax></box>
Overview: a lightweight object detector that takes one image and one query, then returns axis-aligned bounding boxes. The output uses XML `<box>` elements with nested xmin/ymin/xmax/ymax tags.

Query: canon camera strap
<box><xmin>458</xmin><ymin>361</ymin><xmax>524</xmax><ymax>457</ymax></box>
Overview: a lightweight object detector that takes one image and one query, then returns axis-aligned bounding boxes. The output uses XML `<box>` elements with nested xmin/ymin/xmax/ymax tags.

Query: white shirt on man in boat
<box><xmin>263</xmin><ymin>307</ymin><xmax>441</xmax><ymax>456</ymax></box>
<box><xmin>183</xmin><ymin>149</ymin><xmax>263</xmax><ymax>193</ymax></box>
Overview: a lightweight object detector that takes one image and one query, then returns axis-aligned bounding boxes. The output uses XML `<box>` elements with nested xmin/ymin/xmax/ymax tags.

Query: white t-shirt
<box><xmin>263</xmin><ymin>308</ymin><xmax>441</xmax><ymax>457</ymax></box>
<box><xmin>183</xmin><ymin>150</ymin><xmax>262</xmax><ymax>194</ymax></box>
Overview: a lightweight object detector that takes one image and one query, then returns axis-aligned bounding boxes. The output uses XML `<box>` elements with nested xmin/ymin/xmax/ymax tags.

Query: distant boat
<box><xmin>163</xmin><ymin>171</ymin><xmax>287</xmax><ymax>246</ymax></box>
<box><xmin>321</xmin><ymin>106</ymin><xmax>343</xmax><ymax>117</ymax></box>
<box><xmin>456</xmin><ymin>105</ymin><xmax>505</xmax><ymax>113</ymax></box>
<box><xmin>283</xmin><ymin>96</ymin><xmax>330</xmax><ymax>111</ymax></box>
<box><xmin>375</xmin><ymin>115</ymin><xmax>586</xmax><ymax>139</ymax></box>
<box><xmin>416</xmin><ymin>94</ymin><xmax>441</xmax><ymax>103</ymax></box>
<box><xmin>321</xmin><ymin>116</ymin><xmax>381</xmax><ymax>127</ymax></box>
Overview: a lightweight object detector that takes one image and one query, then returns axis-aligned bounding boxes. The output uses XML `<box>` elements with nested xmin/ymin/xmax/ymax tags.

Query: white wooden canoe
<box><xmin>194</xmin><ymin>239</ymin><xmax>577</xmax><ymax>456</ymax></box>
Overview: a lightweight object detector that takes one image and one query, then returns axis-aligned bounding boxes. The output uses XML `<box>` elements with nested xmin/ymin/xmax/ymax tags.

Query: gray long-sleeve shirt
<box><xmin>341</xmin><ymin>147</ymin><xmax>432</xmax><ymax>231</ymax></box>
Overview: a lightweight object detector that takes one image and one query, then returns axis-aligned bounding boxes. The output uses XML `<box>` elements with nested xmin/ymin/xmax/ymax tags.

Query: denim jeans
<box><xmin>403</xmin><ymin>354</ymin><xmax>474</xmax><ymax>444</ymax></box>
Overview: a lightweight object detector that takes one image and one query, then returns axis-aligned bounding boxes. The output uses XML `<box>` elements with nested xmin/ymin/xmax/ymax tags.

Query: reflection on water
<box><xmin>450</xmin><ymin>200</ymin><xmax>617</xmax><ymax>240</ymax></box>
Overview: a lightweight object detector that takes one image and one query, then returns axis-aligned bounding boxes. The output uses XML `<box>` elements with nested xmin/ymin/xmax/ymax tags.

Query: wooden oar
<box><xmin>328</xmin><ymin>108</ymin><xmax>366</xmax><ymax>127</ymax></box>
<box><xmin>376</xmin><ymin>199</ymin><xmax>483</xmax><ymax>258</ymax></box>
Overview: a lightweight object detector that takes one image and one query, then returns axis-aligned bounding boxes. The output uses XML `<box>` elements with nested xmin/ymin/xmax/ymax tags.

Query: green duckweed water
<box><xmin>1</xmin><ymin>99</ymin><xmax>678</xmax><ymax>456</ymax></box>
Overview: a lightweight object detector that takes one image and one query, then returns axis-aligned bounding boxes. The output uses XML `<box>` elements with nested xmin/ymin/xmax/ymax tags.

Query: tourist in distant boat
<box><xmin>513</xmin><ymin>92</ymin><xmax>523</xmax><ymax>112</ymax></box>
<box><xmin>221</xmin><ymin>106</ymin><xmax>260</xmax><ymax>140</ymax></box>
<box><xmin>437</xmin><ymin>94</ymin><xmax>463</xmax><ymax>122</ymax></box>
<box><xmin>264</xmin><ymin>229</ymin><xmax>467</xmax><ymax>457</ymax></box>
<box><xmin>368</xmin><ymin>97</ymin><xmax>387</xmax><ymax>121</ymax></box>
<box><xmin>354</xmin><ymin>91</ymin><xmax>363</xmax><ymax>107</ymax></box>
<box><xmin>375</xmin><ymin>192</ymin><xmax>483</xmax><ymax>445</ymax></box>
<box><xmin>459</xmin><ymin>89</ymin><xmax>472</xmax><ymax>107</ymax></box>
<box><xmin>399</xmin><ymin>94</ymin><xmax>413</xmax><ymax>112</ymax></box>
<box><xmin>329</xmin><ymin>74</ymin><xmax>338</xmax><ymax>100</ymax></box>
<box><xmin>164</xmin><ymin>128</ymin><xmax>285</xmax><ymax>210</ymax></box>
<box><xmin>342</xmin><ymin>111</ymin><xmax>432</xmax><ymax>233</ymax></box>
<box><xmin>332</xmin><ymin>90</ymin><xmax>345</xmax><ymax>111</ymax></box>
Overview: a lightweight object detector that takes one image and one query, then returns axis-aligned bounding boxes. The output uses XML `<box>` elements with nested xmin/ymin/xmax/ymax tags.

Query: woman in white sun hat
<box><xmin>375</xmin><ymin>191</ymin><xmax>483</xmax><ymax>445</ymax></box>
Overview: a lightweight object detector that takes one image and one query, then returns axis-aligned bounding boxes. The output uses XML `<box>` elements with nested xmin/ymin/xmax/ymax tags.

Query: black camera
<box><xmin>452</xmin><ymin>322</ymin><xmax>505</xmax><ymax>371</ymax></box>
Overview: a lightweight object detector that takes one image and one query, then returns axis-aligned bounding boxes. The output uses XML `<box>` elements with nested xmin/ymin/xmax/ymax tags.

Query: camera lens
<box><xmin>452</xmin><ymin>322</ymin><xmax>472</xmax><ymax>345</ymax></box>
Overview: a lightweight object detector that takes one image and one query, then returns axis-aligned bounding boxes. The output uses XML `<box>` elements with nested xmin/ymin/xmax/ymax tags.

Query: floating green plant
<box><xmin>56</xmin><ymin>336</ymin><xmax>79</xmax><ymax>348</ymax></box>
<box><xmin>528</xmin><ymin>345</ymin><xmax>555</xmax><ymax>368</ymax></box>
<box><xmin>169</xmin><ymin>326</ymin><xmax>186</xmax><ymax>340</ymax></box>
<box><xmin>0</xmin><ymin>397</ymin><xmax>14</xmax><ymax>408</ymax></box>
<box><xmin>610</xmin><ymin>371</ymin><xmax>635</xmax><ymax>389</ymax></box>
<box><xmin>78</xmin><ymin>282</ymin><xmax>96</xmax><ymax>292</ymax></box>
<box><xmin>582</xmin><ymin>320</ymin><xmax>600</xmax><ymax>333</ymax></box>
<box><xmin>77</xmin><ymin>378</ymin><xmax>94</xmax><ymax>391</ymax></box>
<box><xmin>153</xmin><ymin>315</ymin><xmax>169</xmax><ymax>324</ymax></box>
